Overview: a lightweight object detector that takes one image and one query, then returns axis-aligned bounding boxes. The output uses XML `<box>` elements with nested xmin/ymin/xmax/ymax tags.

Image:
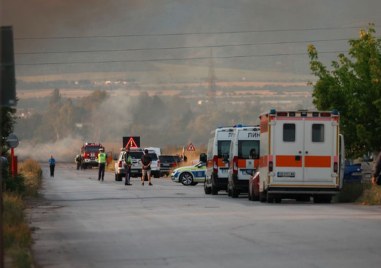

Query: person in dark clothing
<box><xmin>98</xmin><ymin>148</ymin><xmax>107</xmax><ymax>181</ymax></box>
<box><xmin>49</xmin><ymin>155</ymin><xmax>56</xmax><ymax>177</ymax></box>
<box><xmin>75</xmin><ymin>154</ymin><xmax>82</xmax><ymax>170</ymax></box>
<box><xmin>124</xmin><ymin>145</ymin><xmax>132</xmax><ymax>185</ymax></box>
<box><xmin>141</xmin><ymin>149</ymin><xmax>152</xmax><ymax>186</ymax></box>
<box><xmin>372</xmin><ymin>151</ymin><xmax>381</xmax><ymax>185</ymax></box>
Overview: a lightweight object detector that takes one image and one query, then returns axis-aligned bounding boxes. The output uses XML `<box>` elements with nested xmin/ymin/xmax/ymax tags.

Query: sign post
<box><xmin>6</xmin><ymin>133</ymin><xmax>19</xmax><ymax>176</ymax></box>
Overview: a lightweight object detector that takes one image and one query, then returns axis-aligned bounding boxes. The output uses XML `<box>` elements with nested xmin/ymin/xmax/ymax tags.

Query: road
<box><xmin>28</xmin><ymin>163</ymin><xmax>381</xmax><ymax>268</ymax></box>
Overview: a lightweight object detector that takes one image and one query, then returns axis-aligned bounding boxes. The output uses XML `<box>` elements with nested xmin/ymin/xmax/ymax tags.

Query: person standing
<box><xmin>124</xmin><ymin>145</ymin><xmax>132</xmax><ymax>186</ymax></box>
<box><xmin>372</xmin><ymin>151</ymin><xmax>381</xmax><ymax>185</ymax></box>
<box><xmin>141</xmin><ymin>149</ymin><xmax>152</xmax><ymax>186</ymax></box>
<box><xmin>98</xmin><ymin>148</ymin><xmax>107</xmax><ymax>181</ymax></box>
<box><xmin>49</xmin><ymin>155</ymin><xmax>56</xmax><ymax>177</ymax></box>
<box><xmin>75</xmin><ymin>154</ymin><xmax>82</xmax><ymax>170</ymax></box>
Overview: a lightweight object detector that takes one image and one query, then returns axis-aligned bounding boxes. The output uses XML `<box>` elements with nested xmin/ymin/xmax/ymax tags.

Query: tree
<box><xmin>308</xmin><ymin>24</ymin><xmax>381</xmax><ymax>157</ymax></box>
<box><xmin>0</xmin><ymin>106</ymin><xmax>16</xmax><ymax>153</ymax></box>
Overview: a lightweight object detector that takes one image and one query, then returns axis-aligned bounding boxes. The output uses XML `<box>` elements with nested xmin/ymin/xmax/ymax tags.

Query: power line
<box><xmin>15</xmin><ymin>38</ymin><xmax>351</xmax><ymax>55</ymax></box>
<box><xmin>16</xmin><ymin>50</ymin><xmax>346</xmax><ymax>67</ymax></box>
<box><xmin>14</xmin><ymin>25</ymin><xmax>363</xmax><ymax>40</ymax></box>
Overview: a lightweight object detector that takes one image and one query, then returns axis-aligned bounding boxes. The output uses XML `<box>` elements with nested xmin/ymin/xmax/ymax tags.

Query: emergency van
<box><xmin>204</xmin><ymin>126</ymin><xmax>235</xmax><ymax>195</ymax></box>
<box><xmin>227</xmin><ymin>126</ymin><xmax>260</xmax><ymax>198</ymax></box>
<box><xmin>256</xmin><ymin>109</ymin><xmax>345</xmax><ymax>203</ymax></box>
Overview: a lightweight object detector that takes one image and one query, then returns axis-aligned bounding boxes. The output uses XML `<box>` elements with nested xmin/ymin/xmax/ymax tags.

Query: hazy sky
<box><xmin>2</xmin><ymin>0</ymin><xmax>381</xmax><ymax>83</ymax></box>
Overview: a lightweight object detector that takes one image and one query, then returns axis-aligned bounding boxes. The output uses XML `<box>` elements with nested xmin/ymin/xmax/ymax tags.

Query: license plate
<box><xmin>220</xmin><ymin>169</ymin><xmax>228</xmax><ymax>173</ymax></box>
<box><xmin>241</xmin><ymin>169</ymin><xmax>254</xmax><ymax>175</ymax></box>
<box><xmin>277</xmin><ymin>172</ymin><xmax>295</xmax><ymax>177</ymax></box>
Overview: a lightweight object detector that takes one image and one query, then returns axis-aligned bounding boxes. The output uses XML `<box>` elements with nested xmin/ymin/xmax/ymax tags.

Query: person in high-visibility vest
<box><xmin>124</xmin><ymin>145</ymin><xmax>132</xmax><ymax>185</ymax></box>
<box><xmin>98</xmin><ymin>148</ymin><xmax>107</xmax><ymax>181</ymax></box>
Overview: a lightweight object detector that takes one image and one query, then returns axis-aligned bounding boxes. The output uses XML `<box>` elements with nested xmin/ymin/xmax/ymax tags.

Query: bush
<box><xmin>334</xmin><ymin>182</ymin><xmax>368</xmax><ymax>203</ymax></box>
<box><xmin>19</xmin><ymin>159</ymin><xmax>42</xmax><ymax>197</ymax></box>
<box><xmin>2</xmin><ymin>173</ymin><xmax>26</xmax><ymax>195</ymax></box>
<box><xmin>357</xmin><ymin>184</ymin><xmax>381</xmax><ymax>205</ymax></box>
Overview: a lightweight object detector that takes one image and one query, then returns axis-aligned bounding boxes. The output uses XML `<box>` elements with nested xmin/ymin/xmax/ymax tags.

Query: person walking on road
<box><xmin>372</xmin><ymin>151</ymin><xmax>381</xmax><ymax>185</ymax></box>
<box><xmin>98</xmin><ymin>148</ymin><xmax>107</xmax><ymax>181</ymax></box>
<box><xmin>141</xmin><ymin>149</ymin><xmax>152</xmax><ymax>186</ymax></box>
<box><xmin>124</xmin><ymin>145</ymin><xmax>132</xmax><ymax>185</ymax></box>
<box><xmin>49</xmin><ymin>155</ymin><xmax>56</xmax><ymax>177</ymax></box>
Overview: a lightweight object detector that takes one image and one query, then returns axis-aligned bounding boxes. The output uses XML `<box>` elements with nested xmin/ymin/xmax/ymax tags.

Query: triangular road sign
<box><xmin>126</xmin><ymin>137</ymin><xmax>139</xmax><ymax>148</ymax></box>
<box><xmin>186</xmin><ymin>143</ymin><xmax>196</xmax><ymax>151</ymax></box>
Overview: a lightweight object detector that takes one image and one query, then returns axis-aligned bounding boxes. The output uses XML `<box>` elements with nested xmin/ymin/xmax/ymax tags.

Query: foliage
<box><xmin>334</xmin><ymin>182</ymin><xmax>366</xmax><ymax>203</ymax></box>
<box><xmin>19</xmin><ymin>159</ymin><xmax>43</xmax><ymax>196</ymax></box>
<box><xmin>0</xmin><ymin>106</ymin><xmax>16</xmax><ymax>153</ymax></box>
<box><xmin>308</xmin><ymin>24</ymin><xmax>381</xmax><ymax>157</ymax></box>
<box><xmin>357</xmin><ymin>184</ymin><xmax>381</xmax><ymax>205</ymax></box>
<box><xmin>2</xmin><ymin>173</ymin><xmax>26</xmax><ymax>195</ymax></box>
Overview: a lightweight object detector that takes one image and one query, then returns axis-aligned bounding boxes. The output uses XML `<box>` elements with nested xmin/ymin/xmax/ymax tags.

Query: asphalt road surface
<box><xmin>28</xmin><ymin>163</ymin><xmax>381</xmax><ymax>268</ymax></box>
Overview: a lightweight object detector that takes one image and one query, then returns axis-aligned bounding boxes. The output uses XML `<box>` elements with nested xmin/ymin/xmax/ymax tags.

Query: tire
<box><xmin>313</xmin><ymin>195</ymin><xmax>332</xmax><ymax>204</ymax></box>
<box><xmin>180</xmin><ymin>172</ymin><xmax>193</xmax><ymax>186</ymax></box>
<box><xmin>259</xmin><ymin>190</ymin><xmax>267</xmax><ymax>203</ymax></box>
<box><xmin>231</xmin><ymin>186</ymin><xmax>239</xmax><ymax>198</ymax></box>
<box><xmin>211</xmin><ymin>184</ymin><xmax>218</xmax><ymax>195</ymax></box>
<box><xmin>204</xmin><ymin>182</ymin><xmax>212</xmax><ymax>194</ymax></box>
<box><xmin>248</xmin><ymin>187</ymin><xmax>254</xmax><ymax>201</ymax></box>
<box><xmin>115</xmin><ymin>173</ymin><xmax>122</xmax><ymax>181</ymax></box>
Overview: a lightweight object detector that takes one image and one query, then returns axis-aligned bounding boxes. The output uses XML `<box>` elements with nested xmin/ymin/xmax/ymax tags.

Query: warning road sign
<box><xmin>123</xmin><ymin>136</ymin><xmax>140</xmax><ymax>148</ymax></box>
<box><xmin>186</xmin><ymin>143</ymin><xmax>196</xmax><ymax>151</ymax></box>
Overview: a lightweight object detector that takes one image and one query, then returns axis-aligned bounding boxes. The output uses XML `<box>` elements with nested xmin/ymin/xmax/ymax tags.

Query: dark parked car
<box><xmin>159</xmin><ymin>155</ymin><xmax>179</xmax><ymax>177</ymax></box>
<box><xmin>344</xmin><ymin>160</ymin><xmax>363</xmax><ymax>183</ymax></box>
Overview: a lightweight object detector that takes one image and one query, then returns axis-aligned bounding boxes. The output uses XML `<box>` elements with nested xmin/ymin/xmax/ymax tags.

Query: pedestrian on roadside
<box><xmin>124</xmin><ymin>145</ymin><xmax>132</xmax><ymax>185</ymax></box>
<box><xmin>49</xmin><ymin>155</ymin><xmax>56</xmax><ymax>177</ymax></box>
<box><xmin>75</xmin><ymin>154</ymin><xmax>82</xmax><ymax>170</ymax></box>
<box><xmin>372</xmin><ymin>151</ymin><xmax>381</xmax><ymax>185</ymax></box>
<box><xmin>98</xmin><ymin>147</ymin><xmax>107</xmax><ymax>181</ymax></box>
<box><xmin>141</xmin><ymin>149</ymin><xmax>152</xmax><ymax>186</ymax></box>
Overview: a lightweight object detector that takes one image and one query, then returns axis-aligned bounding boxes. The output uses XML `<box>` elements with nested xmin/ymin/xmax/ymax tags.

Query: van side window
<box><xmin>312</xmin><ymin>124</ymin><xmax>324</xmax><ymax>142</ymax></box>
<box><xmin>283</xmin><ymin>124</ymin><xmax>295</xmax><ymax>142</ymax></box>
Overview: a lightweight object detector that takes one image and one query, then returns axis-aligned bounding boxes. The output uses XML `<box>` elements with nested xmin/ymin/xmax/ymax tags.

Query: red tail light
<box><xmin>213</xmin><ymin>155</ymin><xmax>218</xmax><ymax>173</ymax></box>
<box><xmin>172</xmin><ymin>162</ymin><xmax>177</xmax><ymax>167</ymax></box>
<box><xmin>269</xmin><ymin>161</ymin><xmax>273</xmax><ymax>172</ymax></box>
<box><xmin>233</xmin><ymin>156</ymin><xmax>238</xmax><ymax>175</ymax></box>
<box><xmin>333</xmin><ymin>162</ymin><xmax>338</xmax><ymax>173</ymax></box>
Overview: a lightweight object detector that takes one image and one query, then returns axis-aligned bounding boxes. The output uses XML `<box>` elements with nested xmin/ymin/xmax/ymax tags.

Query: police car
<box><xmin>171</xmin><ymin>161</ymin><xmax>206</xmax><ymax>186</ymax></box>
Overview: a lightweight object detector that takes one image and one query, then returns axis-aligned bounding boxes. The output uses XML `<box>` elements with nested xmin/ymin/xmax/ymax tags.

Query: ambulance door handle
<box><xmin>298</xmin><ymin>151</ymin><xmax>302</xmax><ymax>154</ymax></box>
<box><xmin>305</xmin><ymin>151</ymin><xmax>308</xmax><ymax>154</ymax></box>
<box><xmin>295</xmin><ymin>155</ymin><xmax>301</xmax><ymax>161</ymax></box>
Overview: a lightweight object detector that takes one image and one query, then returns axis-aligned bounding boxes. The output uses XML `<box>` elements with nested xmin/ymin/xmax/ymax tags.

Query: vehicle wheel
<box><xmin>248</xmin><ymin>188</ymin><xmax>253</xmax><ymax>201</ymax></box>
<box><xmin>115</xmin><ymin>173</ymin><xmax>122</xmax><ymax>181</ymax></box>
<box><xmin>227</xmin><ymin>187</ymin><xmax>232</xmax><ymax>197</ymax></box>
<box><xmin>313</xmin><ymin>195</ymin><xmax>332</xmax><ymax>203</ymax></box>
<box><xmin>267</xmin><ymin>193</ymin><xmax>274</xmax><ymax>203</ymax></box>
<box><xmin>259</xmin><ymin>190</ymin><xmax>267</xmax><ymax>203</ymax></box>
<box><xmin>204</xmin><ymin>182</ymin><xmax>212</xmax><ymax>194</ymax></box>
<box><xmin>211</xmin><ymin>184</ymin><xmax>218</xmax><ymax>195</ymax></box>
<box><xmin>231</xmin><ymin>188</ymin><xmax>239</xmax><ymax>198</ymax></box>
<box><xmin>180</xmin><ymin>172</ymin><xmax>193</xmax><ymax>186</ymax></box>
<box><xmin>274</xmin><ymin>197</ymin><xmax>282</xmax><ymax>203</ymax></box>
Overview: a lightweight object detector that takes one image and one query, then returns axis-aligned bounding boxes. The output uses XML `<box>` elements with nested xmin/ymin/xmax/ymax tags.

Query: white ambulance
<box><xmin>204</xmin><ymin>126</ymin><xmax>235</xmax><ymax>195</ymax></box>
<box><xmin>227</xmin><ymin>126</ymin><xmax>260</xmax><ymax>198</ymax></box>
<box><xmin>256</xmin><ymin>109</ymin><xmax>345</xmax><ymax>203</ymax></box>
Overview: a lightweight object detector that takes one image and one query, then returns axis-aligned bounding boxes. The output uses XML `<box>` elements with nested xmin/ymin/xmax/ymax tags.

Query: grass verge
<box><xmin>2</xmin><ymin>158</ymin><xmax>42</xmax><ymax>267</ymax></box>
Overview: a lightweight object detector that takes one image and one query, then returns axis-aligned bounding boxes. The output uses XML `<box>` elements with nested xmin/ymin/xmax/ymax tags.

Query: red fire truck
<box><xmin>80</xmin><ymin>142</ymin><xmax>105</xmax><ymax>169</ymax></box>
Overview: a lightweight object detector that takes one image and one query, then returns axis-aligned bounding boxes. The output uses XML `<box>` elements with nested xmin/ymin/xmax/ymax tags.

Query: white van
<box><xmin>256</xmin><ymin>109</ymin><xmax>345</xmax><ymax>203</ymax></box>
<box><xmin>204</xmin><ymin>126</ymin><xmax>235</xmax><ymax>195</ymax></box>
<box><xmin>227</xmin><ymin>126</ymin><xmax>260</xmax><ymax>198</ymax></box>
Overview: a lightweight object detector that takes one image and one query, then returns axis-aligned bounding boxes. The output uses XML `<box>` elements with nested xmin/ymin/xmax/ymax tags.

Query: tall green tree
<box><xmin>308</xmin><ymin>24</ymin><xmax>381</xmax><ymax>157</ymax></box>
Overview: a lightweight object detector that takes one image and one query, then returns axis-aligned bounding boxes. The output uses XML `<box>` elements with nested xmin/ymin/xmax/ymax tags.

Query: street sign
<box><xmin>186</xmin><ymin>143</ymin><xmax>196</xmax><ymax>151</ymax></box>
<box><xmin>6</xmin><ymin>133</ymin><xmax>19</xmax><ymax>148</ymax></box>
